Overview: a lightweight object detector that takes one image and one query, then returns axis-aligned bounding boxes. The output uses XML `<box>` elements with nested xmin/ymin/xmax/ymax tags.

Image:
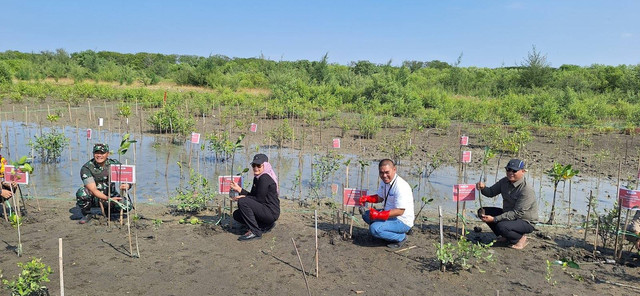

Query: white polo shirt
<box><xmin>377</xmin><ymin>174</ymin><xmax>415</xmax><ymax>228</ymax></box>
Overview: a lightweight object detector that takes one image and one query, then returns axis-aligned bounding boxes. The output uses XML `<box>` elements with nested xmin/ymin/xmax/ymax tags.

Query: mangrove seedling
<box><xmin>2</xmin><ymin>257</ymin><xmax>52</xmax><ymax>296</ymax></box>
<box><xmin>546</xmin><ymin>163</ymin><xmax>578</xmax><ymax>225</ymax></box>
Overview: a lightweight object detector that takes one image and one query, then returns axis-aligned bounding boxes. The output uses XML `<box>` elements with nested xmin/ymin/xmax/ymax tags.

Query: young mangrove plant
<box><xmin>29</xmin><ymin>131</ymin><xmax>69</xmax><ymax>163</ymax></box>
<box><xmin>546</xmin><ymin>163</ymin><xmax>579</xmax><ymax>225</ymax></box>
<box><xmin>2</xmin><ymin>257</ymin><xmax>52</xmax><ymax>296</ymax></box>
<box><xmin>435</xmin><ymin>236</ymin><xmax>494</xmax><ymax>272</ymax></box>
<box><xmin>170</xmin><ymin>169</ymin><xmax>214</xmax><ymax>213</ymax></box>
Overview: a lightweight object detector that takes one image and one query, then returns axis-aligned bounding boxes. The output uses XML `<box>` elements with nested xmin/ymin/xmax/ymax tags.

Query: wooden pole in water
<box><xmin>584</xmin><ymin>190</ymin><xmax>593</xmax><ymax>242</ymax></box>
<box><xmin>567</xmin><ymin>179</ymin><xmax>572</xmax><ymax>227</ymax></box>
<box><xmin>613</xmin><ymin>159</ymin><xmax>622</xmax><ymax>258</ymax></box>
<box><xmin>59</xmin><ymin>238</ymin><xmax>64</xmax><ymax>296</ymax></box>
<box><xmin>291</xmin><ymin>238</ymin><xmax>312</xmax><ymax>296</ymax></box>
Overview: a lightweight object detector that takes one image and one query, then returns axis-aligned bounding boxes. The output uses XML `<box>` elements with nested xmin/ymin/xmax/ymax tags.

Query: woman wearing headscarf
<box><xmin>229</xmin><ymin>153</ymin><xmax>280</xmax><ymax>241</ymax></box>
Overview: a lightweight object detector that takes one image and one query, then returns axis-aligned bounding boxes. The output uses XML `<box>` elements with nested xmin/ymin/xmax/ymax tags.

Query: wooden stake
<box><xmin>291</xmin><ymin>238</ymin><xmax>312</xmax><ymax>296</ymax></box>
<box><xmin>567</xmin><ymin>179</ymin><xmax>572</xmax><ymax>227</ymax></box>
<box><xmin>613</xmin><ymin>159</ymin><xmax>623</xmax><ymax>258</ymax></box>
<box><xmin>618</xmin><ymin>209</ymin><xmax>632</xmax><ymax>260</ymax></box>
<box><xmin>2</xmin><ymin>200</ymin><xmax>7</xmax><ymax>222</ymax></box>
<box><xmin>11</xmin><ymin>186</ymin><xmax>22</xmax><ymax>256</ymax></box>
<box><xmin>315</xmin><ymin>210</ymin><xmax>319</xmax><ymax>278</ymax></box>
<box><xmin>59</xmin><ymin>238</ymin><xmax>65</xmax><ymax>296</ymax></box>
<box><xmin>584</xmin><ymin>190</ymin><xmax>593</xmax><ymax>243</ymax></box>
<box><xmin>593</xmin><ymin>218</ymin><xmax>599</xmax><ymax>257</ymax></box>
<box><xmin>124</xmin><ymin>189</ymin><xmax>134</xmax><ymax>257</ymax></box>
<box><xmin>439</xmin><ymin>206</ymin><xmax>445</xmax><ymax>272</ymax></box>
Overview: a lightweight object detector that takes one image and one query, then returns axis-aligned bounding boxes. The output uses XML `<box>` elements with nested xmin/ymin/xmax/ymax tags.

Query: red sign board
<box><xmin>619</xmin><ymin>188</ymin><xmax>640</xmax><ymax>209</ymax></box>
<box><xmin>461</xmin><ymin>151</ymin><xmax>472</xmax><ymax>163</ymax></box>
<box><xmin>333</xmin><ymin>138</ymin><xmax>341</xmax><ymax>149</ymax></box>
<box><xmin>218</xmin><ymin>176</ymin><xmax>243</xmax><ymax>194</ymax></box>
<box><xmin>250</xmin><ymin>123</ymin><xmax>258</xmax><ymax>133</ymax></box>
<box><xmin>453</xmin><ymin>184</ymin><xmax>476</xmax><ymax>202</ymax></box>
<box><xmin>110</xmin><ymin>165</ymin><xmax>136</xmax><ymax>183</ymax></box>
<box><xmin>4</xmin><ymin>165</ymin><xmax>29</xmax><ymax>185</ymax></box>
<box><xmin>460</xmin><ymin>135</ymin><xmax>469</xmax><ymax>146</ymax></box>
<box><xmin>87</xmin><ymin>129</ymin><xmax>92</xmax><ymax>139</ymax></box>
<box><xmin>191</xmin><ymin>132</ymin><xmax>201</xmax><ymax>144</ymax></box>
<box><xmin>343</xmin><ymin>188</ymin><xmax>368</xmax><ymax>206</ymax></box>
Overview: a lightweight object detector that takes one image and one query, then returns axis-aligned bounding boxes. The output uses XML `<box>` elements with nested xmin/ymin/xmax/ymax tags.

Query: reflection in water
<box><xmin>1</xmin><ymin>120</ymin><xmax>621</xmax><ymax>222</ymax></box>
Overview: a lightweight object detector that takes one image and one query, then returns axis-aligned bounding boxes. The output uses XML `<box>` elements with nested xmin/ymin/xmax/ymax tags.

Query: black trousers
<box><xmin>482</xmin><ymin>207</ymin><xmax>534</xmax><ymax>244</ymax></box>
<box><xmin>232</xmin><ymin>197</ymin><xmax>278</xmax><ymax>236</ymax></box>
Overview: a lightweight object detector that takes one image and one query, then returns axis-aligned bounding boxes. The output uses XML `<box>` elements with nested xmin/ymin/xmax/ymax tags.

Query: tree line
<box><xmin>1</xmin><ymin>48</ymin><xmax>639</xmax><ymax>129</ymax></box>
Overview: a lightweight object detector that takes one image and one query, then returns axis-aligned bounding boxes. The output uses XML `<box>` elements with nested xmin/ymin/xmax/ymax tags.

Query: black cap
<box><xmin>505</xmin><ymin>159</ymin><xmax>525</xmax><ymax>171</ymax></box>
<box><xmin>251</xmin><ymin>154</ymin><xmax>268</xmax><ymax>165</ymax></box>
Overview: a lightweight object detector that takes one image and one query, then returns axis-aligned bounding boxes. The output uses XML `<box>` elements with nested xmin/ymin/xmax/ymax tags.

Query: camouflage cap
<box><xmin>93</xmin><ymin>143</ymin><xmax>109</xmax><ymax>153</ymax></box>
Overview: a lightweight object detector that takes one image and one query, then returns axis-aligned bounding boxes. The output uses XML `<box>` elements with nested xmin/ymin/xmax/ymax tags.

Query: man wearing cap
<box><xmin>358</xmin><ymin>159</ymin><xmax>415</xmax><ymax>249</ymax></box>
<box><xmin>75</xmin><ymin>143</ymin><xmax>132</xmax><ymax>224</ymax></box>
<box><xmin>229</xmin><ymin>153</ymin><xmax>280</xmax><ymax>241</ymax></box>
<box><xmin>476</xmin><ymin>159</ymin><xmax>538</xmax><ymax>250</ymax></box>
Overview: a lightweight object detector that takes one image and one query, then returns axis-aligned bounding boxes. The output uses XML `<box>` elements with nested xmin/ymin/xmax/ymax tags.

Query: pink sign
<box><xmin>191</xmin><ymin>132</ymin><xmax>201</xmax><ymax>144</ymax></box>
<box><xmin>4</xmin><ymin>165</ymin><xmax>29</xmax><ymax>185</ymax></box>
<box><xmin>460</xmin><ymin>135</ymin><xmax>469</xmax><ymax>146</ymax></box>
<box><xmin>343</xmin><ymin>188</ymin><xmax>368</xmax><ymax>206</ymax></box>
<box><xmin>87</xmin><ymin>129</ymin><xmax>92</xmax><ymax>139</ymax></box>
<box><xmin>218</xmin><ymin>176</ymin><xmax>243</xmax><ymax>194</ymax></box>
<box><xmin>331</xmin><ymin>184</ymin><xmax>339</xmax><ymax>195</ymax></box>
<box><xmin>110</xmin><ymin>165</ymin><xmax>136</xmax><ymax>183</ymax></box>
<box><xmin>453</xmin><ymin>184</ymin><xmax>476</xmax><ymax>202</ymax></box>
<box><xmin>461</xmin><ymin>151</ymin><xmax>472</xmax><ymax>163</ymax></box>
<box><xmin>333</xmin><ymin>138</ymin><xmax>340</xmax><ymax>149</ymax></box>
<box><xmin>619</xmin><ymin>188</ymin><xmax>640</xmax><ymax>209</ymax></box>
<box><xmin>250</xmin><ymin>123</ymin><xmax>258</xmax><ymax>133</ymax></box>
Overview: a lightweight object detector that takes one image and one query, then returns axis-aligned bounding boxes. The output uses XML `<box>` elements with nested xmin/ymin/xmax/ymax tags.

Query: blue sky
<box><xmin>1</xmin><ymin>1</ymin><xmax>638</xmax><ymax>68</ymax></box>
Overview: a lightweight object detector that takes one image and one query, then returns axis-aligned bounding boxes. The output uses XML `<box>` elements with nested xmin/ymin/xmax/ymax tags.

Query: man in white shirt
<box><xmin>359</xmin><ymin>159</ymin><xmax>415</xmax><ymax>249</ymax></box>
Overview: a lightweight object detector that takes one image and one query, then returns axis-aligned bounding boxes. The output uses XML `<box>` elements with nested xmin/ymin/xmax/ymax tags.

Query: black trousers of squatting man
<box><xmin>232</xmin><ymin>197</ymin><xmax>277</xmax><ymax>236</ymax></box>
<box><xmin>481</xmin><ymin>207</ymin><xmax>534</xmax><ymax>244</ymax></box>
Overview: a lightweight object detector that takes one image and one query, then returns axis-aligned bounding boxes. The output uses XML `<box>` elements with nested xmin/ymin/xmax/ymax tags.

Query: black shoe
<box><xmin>387</xmin><ymin>236</ymin><xmax>407</xmax><ymax>249</ymax></box>
<box><xmin>238</xmin><ymin>232</ymin><xmax>261</xmax><ymax>241</ymax></box>
<box><xmin>261</xmin><ymin>222</ymin><xmax>276</xmax><ymax>234</ymax></box>
<box><xmin>78</xmin><ymin>214</ymin><xmax>93</xmax><ymax>225</ymax></box>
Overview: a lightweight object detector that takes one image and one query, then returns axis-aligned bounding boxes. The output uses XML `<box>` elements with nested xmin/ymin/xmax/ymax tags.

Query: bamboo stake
<box><xmin>88</xmin><ymin>101</ymin><xmax>92</xmax><ymax>121</ymax></box>
<box><xmin>593</xmin><ymin>218</ymin><xmax>599</xmax><ymax>257</ymax></box>
<box><xmin>124</xmin><ymin>188</ymin><xmax>134</xmax><ymax>257</ymax></box>
<box><xmin>584</xmin><ymin>190</ymin><xmax>593</xmax><ymax>242</ymax></box>
<box><xmin>439</xmin><ymin>206</ymin><xmax>445</xmax><ymax>272</ymax></box>
<box><xmin>59</xmin><ymin>238</ymin><xmax>64</xmax><ymax>296</ymax></box>
<box><xmin>455</xmin><ymin>185</ymin><xmax>460</xmax><ymax>237</ymax></box>
<box><xmin>11</xmin><ymin>185</ymin><xmax>22</xmax><ymax>256</ymax></box>
<box><xmin>2</xmin><ymin>200</ymin><xmax>7</xmax><ymax>222</ymax></box>
<box><xmin>291</xmin><ymin>238</ymin><xmax>312</xmax><ymax>296</ymax></box>
<box><xmin>613</xmin><ymin>159</ymin><xmax>622</xmax><ymax>258</ymax></box>
<box><xmin>567</xmin><ymin>179</ymin><xmax>573</xmax><ymax>227</ymax></box>
<box><xmin>315</xmin><ymin>210</ymin><xmax>319</xmax><ymax>278</ymax></box>
<box><xmin>618</xmin><ymin>209</ymin><xmax>632</xmax><ymax>260</ymax></box>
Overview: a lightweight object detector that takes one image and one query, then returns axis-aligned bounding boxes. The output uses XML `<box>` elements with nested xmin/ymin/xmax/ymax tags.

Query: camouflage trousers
<box><xmin>76</xmin><ymin>187</ymin><xmax>132</xmax><ymax>215</ymax></box>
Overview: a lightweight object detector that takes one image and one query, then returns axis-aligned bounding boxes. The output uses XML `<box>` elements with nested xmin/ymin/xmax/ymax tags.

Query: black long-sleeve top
<box><xmin>240</xmin><ymin>174</ymin><xmax>280</xmax><ymax>217</ymax></box>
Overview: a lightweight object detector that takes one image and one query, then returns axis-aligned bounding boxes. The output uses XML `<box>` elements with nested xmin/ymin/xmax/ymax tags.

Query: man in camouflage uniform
<box><xmin>76</xmin><ymin>143</ymin><xmax>132</xmax><ymax>224</ymax></box>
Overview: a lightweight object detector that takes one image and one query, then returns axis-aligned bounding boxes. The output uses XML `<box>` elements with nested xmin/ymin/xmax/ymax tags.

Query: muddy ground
<box><xmin>1</xmin><ymin>198</ymin><xmax>639</xmax><ymax>296</ymax></box>
<box><xmin>1</xmin><ymin>91</ymin><xmax>640</xmax><ymax>295</ymax></box>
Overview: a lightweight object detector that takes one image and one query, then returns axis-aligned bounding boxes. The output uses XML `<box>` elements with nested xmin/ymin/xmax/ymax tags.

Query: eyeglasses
<box><xmin>506</xmin><ymin>169</ymin><xmax>519</xmax><ymax>173</ymax></box>
<box><xmin>251</xmin><ymin>163</ymin><xmax>263</xmax><ymax>168</ymax></box>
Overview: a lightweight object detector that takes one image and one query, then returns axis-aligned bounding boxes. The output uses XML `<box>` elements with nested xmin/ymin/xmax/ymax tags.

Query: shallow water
<box><xmin>1</xmin><ymin>120</ymin><xmax>622</xmax><ymax>223</ymax></box>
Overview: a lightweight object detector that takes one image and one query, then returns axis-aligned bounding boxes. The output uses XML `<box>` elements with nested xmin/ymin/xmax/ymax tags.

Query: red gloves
<box><xmin>358</xmin><ymin>194</ymin><xmax>379</xmax><ymax>206</ymax></box>
<box><xmin>369</xmin><ymin>209</ymin><xmax>390</xmax><ymax>221</ymax></box>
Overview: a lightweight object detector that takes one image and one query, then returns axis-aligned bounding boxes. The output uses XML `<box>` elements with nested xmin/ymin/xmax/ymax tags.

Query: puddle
<box><xmin>1</xmin><ymin>120</ymin><xmax>621</xmax><ymax>222</ymax></box>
